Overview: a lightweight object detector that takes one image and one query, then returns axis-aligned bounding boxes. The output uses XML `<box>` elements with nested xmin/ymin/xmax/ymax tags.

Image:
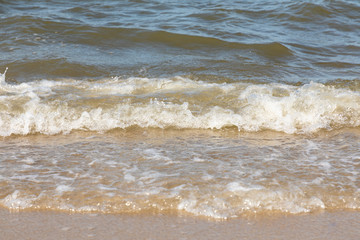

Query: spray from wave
<box><xmin>1</xmin><ymin>68</ymin><xmax>360</xmax><ymax>136</ymax></box>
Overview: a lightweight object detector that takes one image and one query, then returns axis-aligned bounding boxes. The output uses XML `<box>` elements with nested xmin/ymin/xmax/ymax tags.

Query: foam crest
<box><xmin>238</xmin><ymin>83</ymin><xmax>360</xmax><ymax>133</ymax></box>
<box><xmin>0</xmin><ymin>75</ymin><xmax>360</xmax><ymax>136</ymax></box>
<box><xmin>0</xmin><ymin>67</ymin><xmax>7</xmax><ymax>84</ymax></box>
<box><xmin>2</xmin><ymin>190</ymin><xmax>35</xmax><ymax>210</ymax></box>
<box><xmin>2</xmin><ymin>185</ymin><xmax>357</xmax><ymax>219</ymax></box>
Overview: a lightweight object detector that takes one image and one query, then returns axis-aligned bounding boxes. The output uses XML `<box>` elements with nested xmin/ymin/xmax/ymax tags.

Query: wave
<box><xmin>2</xmin><ymin>183</ymin><xmax>358</xmax><ymax>219</ymax></box>
<box><xmin>1</xmin><ymin>14</ymin><xmax>293</xmax><ymax>58</ymax></box>
<box><xmin>1</xmin><ymin>69</ymin><xmax>360</xmax><ymax>136</ymax></box>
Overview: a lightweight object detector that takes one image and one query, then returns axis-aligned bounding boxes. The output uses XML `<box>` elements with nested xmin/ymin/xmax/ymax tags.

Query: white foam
<box><xmin>0</xmin><ymin>67</ymin><xmax>7</xmax><ymax>84</ymax></box>
<box><xmin>56</xmin><ymin>185</ymin><xmax>74</xmax><ymax>193</ymax></box>
<box><xmin>227</xmin><ymin>182</ymin><xmax>263</xmax><ymax>192</ymax></box>
<box><xmin>193</xmin><ymin>156</ymin><xmax>206</xmax><ymax>162</ymax></box>
<box><xmin>178</xmin><ymin>200</ymin><xmax>229</xmax><ymax>219</ymax></box>
<box><xmin>319</xmin><ymin>161</ymin><xmax>332</xmax><ymax>170</ymax></box>
<box><xmin>237</xmin><ymin>83</ymin><xmax>360</xmax><ymax>133</ymax></box>
<box><xmin>1</xmin><ymin>76</ymin><xmax>360</xmax><ymax>136</ymax></box>
<box><xmin>178</xmin><ymin>196</ymin><xmax>225</xmax><ymax>218</ymax></box>
<box><xmin>142</xmin><ymin>148</ymin><xmax>171</xmax><ymax>161</ymax></box>
<box><xmin>201</xmin><ymin>173</ymin><xmax>214</xmax><ymax>181</ymax></box>
<box><xmin>22</xmin><ymin>157</ymin><xmax>35</xmax><ymax>165</ymax></box>
<box><xmin>1</xmin><ymin>190</ymin><xmax>34</xmax><ymax>210</ymax></box>
<box><xmin>124</xmin><ymin>173</ymin><xmax>136</xmax><ymax>182</ymax></box>
<box><xmin>310</xmin><ymin>177</ymin><xmax>324</xmax><ymax>185</ymax></box>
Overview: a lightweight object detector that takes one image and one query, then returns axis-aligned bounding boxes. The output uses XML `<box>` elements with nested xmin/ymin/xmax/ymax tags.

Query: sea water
<box><xmin>0</xmin><ymin>0</ymin><xmax>359</xmax><ymax>219</ymax></box>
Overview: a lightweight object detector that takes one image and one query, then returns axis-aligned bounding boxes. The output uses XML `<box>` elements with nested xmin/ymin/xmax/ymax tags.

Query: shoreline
<box><xmin>1</xmin><ymin>209</ymin><xmax>359</xmax><ymax>240</ymax></box>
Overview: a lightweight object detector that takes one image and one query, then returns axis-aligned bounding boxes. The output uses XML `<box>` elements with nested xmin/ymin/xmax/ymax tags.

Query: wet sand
<box><xmin>1</xmin><ymin>209</ymin><xmax>359</xmax><ymax>240</ymax></box>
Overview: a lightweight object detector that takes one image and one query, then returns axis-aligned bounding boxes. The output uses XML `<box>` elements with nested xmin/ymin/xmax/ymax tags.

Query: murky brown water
<box><xmin>1</xmin><ymin>0</ymin><xmax>360</xmax><ymax>219</ymax></box>
<box><xmin>1</xmin><ymin>129</ymin><xmax>359</xmax><ymax>219</ymax></box>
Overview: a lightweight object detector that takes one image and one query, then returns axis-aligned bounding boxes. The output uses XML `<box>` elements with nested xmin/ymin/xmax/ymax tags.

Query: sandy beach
<box><xmin>1</xmin><ymin>209</ymin><xmax>359</xmax><ymax>240</ymax></box>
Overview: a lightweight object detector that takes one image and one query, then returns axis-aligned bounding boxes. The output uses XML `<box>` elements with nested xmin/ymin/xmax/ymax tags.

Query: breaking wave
<box><xmin>1</xmin><ymin>69</ymin><xmax>360</xmax><ymax>136</ymax></box>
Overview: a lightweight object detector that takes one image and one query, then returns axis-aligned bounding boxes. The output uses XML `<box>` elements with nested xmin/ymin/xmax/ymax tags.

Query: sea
<box><xmin>0</xmin><ymin>0</ymin><xmax>359</xmax><ymax>220</ymax></box>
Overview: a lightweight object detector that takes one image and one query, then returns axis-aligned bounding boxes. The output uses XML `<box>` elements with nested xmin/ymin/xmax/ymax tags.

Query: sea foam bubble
<box><xmin>0</xmin><ymin>74</ymin><xmax>359</xmax><ymax>136</ymax></box>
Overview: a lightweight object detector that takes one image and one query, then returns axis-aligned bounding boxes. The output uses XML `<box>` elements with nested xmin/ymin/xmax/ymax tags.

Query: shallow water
<box><xmin>1</xmin><ymin>0</ymin><xmax>360</xmax><ymax>82</ymax></box>
<box><xmin>1</xmin><ymin>129</ymin><xmax>359</xmax><ymax>219</ymax></box>
<box><xmin>0</xmin><ymin>0</ymin><xmax>359</xmax><ymax>219</ymax></box>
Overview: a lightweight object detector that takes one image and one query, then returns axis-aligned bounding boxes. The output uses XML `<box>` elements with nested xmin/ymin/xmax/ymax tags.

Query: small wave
<box><xmin>288</xmin><ymin>2</ymin><xmax>332</xmax><ymax>18</ymax></box>
<box><xmin>7</xmin><ymin>59</ymin><xmax>107</xmax><ymax>79</ymax></box>
<box><xmin>0</xmin><ymin>71</ymin><xmax>360</xmax><ymax>136</ymax></box>
<box><xmin>252</xmin><ymin>42</ymin><xmax>293</xmax><ymax>59</ymax></box>
<box><xmin>1</xmin><ymin>183</ymin><xmax>358</xmax><ymax>219</ymax></box>
<box><xmin>1</xmin><ymin>13</ymin><xmax>293</xmax><ymax>58</ymax></box>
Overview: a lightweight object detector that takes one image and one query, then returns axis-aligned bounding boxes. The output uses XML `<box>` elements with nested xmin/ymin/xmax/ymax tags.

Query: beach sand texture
<box><xmin>1</xmin><ymin>209</ymin><xmax>360</xmax><ymax>240</ymax></box>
